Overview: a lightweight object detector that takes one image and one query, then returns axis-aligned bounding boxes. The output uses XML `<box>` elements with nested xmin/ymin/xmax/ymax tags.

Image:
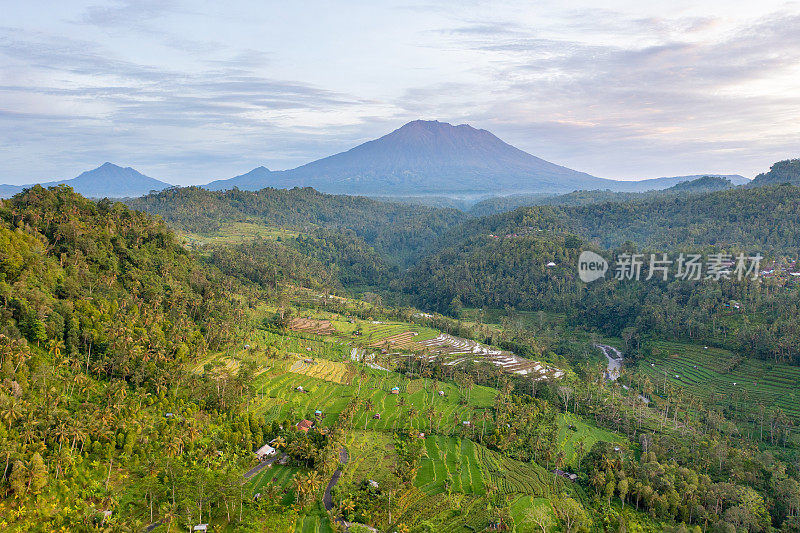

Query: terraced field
<box><xmin>415</xmin><ymin>436</ymin><xmax>557</xmax><ymax>498</ymax></box>
<box><xmin>253</xmin><ymin>372</ymin><xmax>354</xmax><ymax>425</ymax></box>
<box><xmin>179</xmin><ymin>222</ymin><xmax>299</xmax><ymax>247</ymax></box>
<box><xmin>253</xmin><ymin>370</ymin><xmax>496</xmax><ymax>435</ymax></box>
<box><xmin>249</xmin><ymin>464</ymin><xmax>302</xmax><ymax>503</ymax></box>
<box><xmin>259</xmin><ymin>329</ymin><xmax>350</xmax><ymax>361</ymax></box>
<box><xmin>635</xmin><ymin>341</ymin><xmax>800</xmax><ymax>421</ymax></box>
<box><xmin>392</xmin><ymin>489</ymin><xmax>495</xmax><ymax>533</ymax></box>
<box><xmin>359</xmin><ymin>321</ymin><xmax>440</xmax><ymax>346</ymax></box>
<box><xmin>293</xmin><ymin>506</ymin><xmax>334</xmax><ymax>533</ymax></box>
<box><xmin>289</xmin><ymin>357</ymin><xmax>352</xmax><ymax>384</ymax></box>
<box><xmin>290</xmin><ymin>317</ymin><xmax>337</xmax><ymax>336</ymax></box>
<box><xmin>473</xmin><ymin>444</ymin><xmax>557</xmax><ymax>496</ymax></box>
<box><xmin>415</xmin><ymin>437</ymin><xmax>486</xmax><ymax>495</ymax></box>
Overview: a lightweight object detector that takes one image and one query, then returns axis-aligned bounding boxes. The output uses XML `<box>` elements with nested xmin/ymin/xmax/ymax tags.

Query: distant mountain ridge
<box><xmin>613</xmin><ymin>174</ymin><xmax>749</xmax><ymax>191</ymax></box>
<box><xmin>1</xmin><ymin>121</ymin><xmax>759</xmax><ymax>199</ymax></box>
<box><xmin>205</xmin><ymin>120</ymin><xmax>749</xmax><ymax>196</ymax></box>
<box><xmin>206</xmin><ymin>120</ymin><xmax>613</xmax><ymax>194</ymax></box>
<box><xmin>0</xmin><ymin>163</ymin><xmax>172</xmax><ymax>198</ymax></box>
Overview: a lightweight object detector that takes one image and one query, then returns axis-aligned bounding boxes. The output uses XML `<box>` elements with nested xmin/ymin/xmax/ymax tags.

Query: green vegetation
<box><xmin>127</xmin><ymin>185</ymin><xmax>466</xmax><ymax>266</ymax></box>
<box><xmin>7</xmin><ymin>171</ymin><xmax>800</xmax><ymax>532</ymax></box>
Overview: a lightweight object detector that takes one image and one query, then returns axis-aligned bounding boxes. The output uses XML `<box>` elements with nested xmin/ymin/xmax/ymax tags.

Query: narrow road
<box><xmin>323</xmin><ymin>448</ymin><xmax>349</xmax><ymax>512</ymax></box>
<box><xmin>244</xmin><ymin>452</ymin><xmax>286</xmax><ymax>479</ymax></box>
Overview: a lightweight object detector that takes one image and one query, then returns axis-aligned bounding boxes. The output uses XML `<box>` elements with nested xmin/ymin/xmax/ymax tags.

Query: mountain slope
<box><xmin>206</xmin><ymin>120</ymin><xmax>613</xmax><ymax>195</ymax></box>
<box><xmin>404</xmin><ymin>183</ymin><xmax>800</xmax><ymax>314</ymax></box>
<box><xmin>205</xmin><ymin>120</ymin><xmax>750</xmax><ymax>196</ymax></box>
<box><xmin>748</xmin><ymin>159</ymin><xmax>800</xmax><ymax>187</ymax></box>
<box><xmin>0</xmin><ymin>163</ymin><xmax>172</xmax><ymax>198</ymax></box>
<box><xmin>665</xmin><ymin>175</ymin><xmax>734</xmax><ymax>192</ymax></box>
<box><xmin>126</xmin><ymin>186</ymin><xmax>467</xmax><ymax>266</ymax></box>
<box><xmin>206</xmin><ymin>165</ymin><xmax>277</xmax><ymax>190</ymax></box>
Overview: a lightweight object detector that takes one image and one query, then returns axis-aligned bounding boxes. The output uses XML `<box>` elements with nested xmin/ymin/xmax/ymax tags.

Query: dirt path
<box><xmin>323</xmin><ymin>448</ymin><xmax>349</xmax><ymax>512</ymax></box>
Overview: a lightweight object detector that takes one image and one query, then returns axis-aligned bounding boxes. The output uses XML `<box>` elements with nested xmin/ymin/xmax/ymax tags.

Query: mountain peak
<box><xmin>0</xmin><ymin>163</ymin><xmax>172</xmax><ymax>199</ymax></box>
<box><xmin>393</xmin><ymin>119</ymin><xmax>485</xmax><ymax>138</ymax></box>
<box><xmin>206</xmin><ymin>119</ymin><xmax>608</xmax><ymax>195</ymax></box>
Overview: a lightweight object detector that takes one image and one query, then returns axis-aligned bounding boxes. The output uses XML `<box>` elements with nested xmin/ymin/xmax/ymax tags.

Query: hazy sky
<box><xmin>2</xmin><ymin>0</ymin><xmax>799</xmax><ymax>185</ymax></box>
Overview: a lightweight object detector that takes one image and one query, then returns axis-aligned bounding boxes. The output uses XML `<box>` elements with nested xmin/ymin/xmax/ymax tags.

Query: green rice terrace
<box><xmin>251</xmin><ymin>367</ymin><xmax>497</xmax><ymax>434</ymax></box>
<box><xmin>634</xmin><ymin>340</ymin><xmax>800</xmax><ymax>423</ymax></box>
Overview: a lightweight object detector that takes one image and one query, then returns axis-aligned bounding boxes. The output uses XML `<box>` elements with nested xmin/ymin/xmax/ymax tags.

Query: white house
<box><xmin>255</xmin><ymin>443</ymin><xmax>276</xmax><ymax>460</ymax></box>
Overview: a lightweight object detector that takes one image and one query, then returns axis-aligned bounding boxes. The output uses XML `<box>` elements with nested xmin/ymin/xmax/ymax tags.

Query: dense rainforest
<box><xmin>127</xmin><ymin>186</ymin><xmax>466</xmax><ymax>266</ymax></box>
<box><xmin>0</xmin><ymin>186</ymin><xmax>274</xmax><ymax>530</ymax></box>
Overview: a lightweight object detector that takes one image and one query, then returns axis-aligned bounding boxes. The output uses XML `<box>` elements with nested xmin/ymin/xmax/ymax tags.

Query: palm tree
<box><xmin>342</xmin><ymin>499</ymin><xmax>355</xmax><ymax>517</ymax></box>
<box><xmin>272</xmin><ymin>436</ymin><xmax>286</xmax><ymax>450</ymax></box>
<box><xmin>304</xmin><ymin>470</ymin><xmax>323</xmax><ymax>494</ymax></box>
<box><xmin>293</xmin><ymin>471</ymin><xmax>322</xmax><ymax>506</ymax></box>
<box><xmin>364</xmin><ymin>399</ymin><xmax>374</xmax><ymax>430</ymax></box>
<box><xmin>1</xmin><ymin>396</ymin><xmax>24</xmax><ymax>427</ymax></box>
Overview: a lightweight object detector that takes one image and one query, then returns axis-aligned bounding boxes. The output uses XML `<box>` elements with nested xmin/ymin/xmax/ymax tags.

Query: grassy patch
<box><xmin>557</xmin><ymin>412</ymin><xmax>625</xmax><ymax>469</ymax></box>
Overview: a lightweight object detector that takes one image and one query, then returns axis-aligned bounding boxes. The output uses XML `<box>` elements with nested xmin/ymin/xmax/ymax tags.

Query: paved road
<box><xmin>323</xmin><ymin>448</ymin><xmax>349</xmax><ymax>512</ymax></box>
<box><xmin>244</xmin><ymin>452</ymin><xmax>286</xmax><ymax>479</ymax></box>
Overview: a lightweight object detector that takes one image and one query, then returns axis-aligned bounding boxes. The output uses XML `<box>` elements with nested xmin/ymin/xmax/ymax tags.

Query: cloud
<box><xmin>398</xmin><ymin>7</ymin><xmax>800</xmax><ymax>178</ymax></box>
<box><xmin>80</xmin><ymin>0</ymin><xmax>179</xmax><ymax>28</ymax></box>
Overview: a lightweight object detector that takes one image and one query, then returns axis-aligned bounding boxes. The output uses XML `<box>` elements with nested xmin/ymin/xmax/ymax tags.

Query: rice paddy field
<box><xmin>415</xmin><ymin>437</ymin><xmax>486</xmax><ymax>495</ymax></box>
<box><xmin>179</xmin><ymin>221</ymin><xmax>300</xmax><ymax>247</ymax></box>
<box><xmin>557</xmin><ymin>412</ymin><xmax>625</xmax><ymax>469</ymax></box>
<box><xmin>289</xmin><ymin>357</ymin><xmax>352</xmax><ymax>385</ymax></box>
<box><xmin>415</xmin><ymin>436</ymin><xmax>558</xmax><ymax>498</ymax></box>
<box><xmin>293</xmin><ymin>509</ymin><xmax>334</xmax><ymax>533</ymax></box>
<box><xmin>249</xmin><ymin>464</ymin><xmax>302</xmax><ymax>503</ymax></box>
<box><xmin>357</xmin><ymin>320</ymin><xmax>440</xmax><ymax>347</ymax></box>
<box><xmin>392</xmin><ymin>490</ymin><xmax>499</xmax><ymax>533</ymax></box>
<box><xmin>634</xmin><ymin>340</ymin><xmax>800</xmax><ymax>422</ymax></box>
<box><xmin>251</xmin><ymin>368</ymin><xmax>497</xmax><ymax>434</ymax></box>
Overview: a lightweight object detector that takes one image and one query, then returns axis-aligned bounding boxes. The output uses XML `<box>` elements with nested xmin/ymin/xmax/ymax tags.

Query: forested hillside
<box><xmin>6</xmin><ymin>183</ymin><xmax>800</xmax><ymax>532</ymax></box>
<box><xmin>127</xmin><ymin>186</ymin><xmax>466</xmax><ymax>266</ymax></box>
<box><xmin>438</xmin><ymin>184</ymin><xmax>800</xmax><ymax>257</ymax></box>
<box><xmin>748</xmin><ymin>159</ymin><xmax>800</xmax><ymax>187</ymax></box>
<box><xmin>404</xmin><ymin>185</ymin><xmax>800</xmax><ymax>364</ymax></box>
<box><xmin>209</xmin><ymin>228</ymin><xmax>397</xmax><ymax>292</ymax></box>
<box><xmin>0</xmin><ymin>186</ymin><xmax>262</xmax><ymax>529</ymax></box>
<box><xmin>467</xmin><ymin>175</ymin><xmax>734</xmax><ymax>217</ymax></box>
